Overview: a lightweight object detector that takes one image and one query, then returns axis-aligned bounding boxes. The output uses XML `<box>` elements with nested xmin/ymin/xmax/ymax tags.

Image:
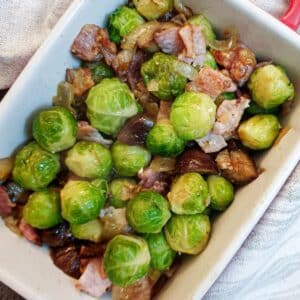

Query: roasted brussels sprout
<box><xmin>188</xmin><ymin>14</ymin><xmax>216</xmax><ymax>44</ymax></box>
<box><xmin>141</xmin><ymin>53</ymin><xmax>187</xmax><ymax>100</ymax></box>
<box><xmin>23</xmin><ymin>189</ymin><xmax>61</xmax><ymax>229</ymax></box>
<box><xmin>103</xmin><ymin>235</ymin><xmax>151</xmax><ymax>286</ymax></box>
<box><xmin>61</xmin><ymin>180</ymin><xmax>106</xmax><ymax>224</ymax></box>
<box><xmin>144</xmin><ymin>232</ymin><xmax>176</xmax><ymax>271</ymax></box>
<box><xmin>168</xmin><ymin>172</ymin><xmax>209</xmax><ymax>214</ymax></box>
<box><xmin>111</xmin><ymin>142</ymin><xmax>151</xmax><ymax>176</ymax></box>
<box><xmin>70</xmin><ymin>218</ymin><xmax>102</xmax><ymax>242</ymax></box>
<box><xmin>32</xmin><ymin>106</ymin><xmax>77</xmax><ymax>153</ymax></box>
<box><xmin>238</xmin><ymin>114</ymin><xmax>281</xmax><ymax>150</ymax></box>
<box><xmin>86</xmin><ymin>78</ymin><xmax>138</xmax><ymax>136</ymax></box>
<box><xmin>164</xmin><ymin>214</ymin><xmax>211</xmax><ymax>255</ymax></box>
<box><xmin>221</xmin><ymin>92</ymin><xmax>236</xmax><ymax>100</ymax></box>
<box><xmin>246</xmin><ymin>101</ymin><xmax>279</xmax><ymax>115</ymax></box>
<box><xmin>170</xmin><ymin>92</ymin><xmax>216</xmax><ymax>140</ymax></box>
<box><xmin>146</xmin><ymin>119</ymin><xmax>186</xmax><ymax>157</ymax></box>
<box><xmin>207</xmin><ymin>175</ymin><xmax>234</xmax><ymax>211</ymax></box>
<box><xmin>12</xmin><ymin>142</ymin><xmax>60</xmax><ymax>191</ymax></box>
<box><xmin>109</xmin><ymin>178</ymin><xmax>136</xmax><ymax>208</ymax></box>
<box><xmin>83</xmin><ymin>61</ymin><xmax>114</xmax><ymax>83</ymax></box>
<box><xmin>247</xmin><ymin>65</ymin><xmax>295</xmax><ymax>109</ymax></box>
<box><xmin>65</xmin><ymin>141</ymin><xmax>112</xmax><ymax>179</ymax></box>
<box><xmin>203</xmin><ymin>51</ymin><xmax>218</xmax><ymax>70</ymax></box>
<box><xmin>108</xmin><ymin>6</ymin><xmax>145</xmax><ymax>43</ymax></box>
<box><xmin>133</xmin><ymin>0</ymin><xmax>173</xmax><ymax>20</ymax></box>
<box><xmin>126</xmin><ymin>191</ymin><xmax>171</xmax><ymax>233</ymax></box>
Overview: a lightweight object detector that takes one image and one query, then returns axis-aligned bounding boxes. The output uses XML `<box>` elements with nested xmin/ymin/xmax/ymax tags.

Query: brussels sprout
<box><xmin>141</xmin><ymin>53</ymin><xmax>187</xmax><ymax>100</ymax></box>
<box><xmin>207</xmin><ymin>175</ymin><xmax>234</xmax><ymax>211</ymax></box>
<box><xmin>247</xmin><ymin>65</ymin><xmax>295</xmax><ymax>109</ymax></box>
<box><xmin>103</xmin><ymin>234</ymin><xmax>151</xmax><ymax>286</ymax></box>
<box><xmin>246</xmin><ymin>101</ymin><xmax>279</xmax><ymax>115</ymax></box>
<box><xmin>83</xmin><ymin>61</ymin><xmax>114</xmax><ymax>83</ymax></box>
<box><xmin>109</xmin><ymin>178</ymin><xmax>137</xmax><ymax>208</ymax></box>
<box><xmin>12</xmin><ymin>142</ymin><xmax>60</xmax><ymax>191</ymax></box>
<box><xmin>108</xmin><ymin>6</ymin><xmax>145</xmax><ymax>43</ymax></box>
<box><xmin>164</xmin><ymin>214</ymin><xmax>211</xmax><ymax>255</ymax></box>
<box><xmin>238</xmin><ymin>114</ymin><xmax>281</xmax><ymax>150</ymax></box>
<box><xmin>203</xmin><ymin>51</ymin><xmax>218</xmax><ymax>70</ymax></box>
<box><xmin>168</xmin><ymin>173</ymin><xmax>209</xmax><ymax>214</ymax></box>
<box><xmin>221</xmin><ymin>92</ymin><xmax>236</xmax><ymax>100</ymax></box>
<box><xmin>146</xmin><ymin>119</ymin><xmax>186</xmax><ymax>157</ymax></box>
<box><xmin>23</xmin><ymin>189</ymin><xmax>61</xmax><ymax>229</ymax></box>
<box><xmin>111</xmin><ymin>142</ymin><xmax>151</xmax><ymax>176</ymax></box>
<box><xmin>32</xmin><ymin>106</ymin><xmax>77</xmax><ymax>153</ymax></box>
<box><xmin>65</xmin><ymin>141</ymin><xmax>112</xmax><ymax>179</ymax></box>
<box><xmin>144</xmin><ymin>232</ymin><xmax>176</xmax><ymax>271</ymax></box>
<box><xmin>170</xmin><ymin>92</ymin><xmax>216</xmax><ymax>140</ymax></box>
<box><xmin>61</xmin><ymin>180</ymin><xmax>106</xmax><ymax>224</ymax></box>
<box><xmin>133</xmin><ymin>0</ymin><xmax>173</xmax><ymax>20</ymax></box>
<box><xmin>188</xmin><ymin>14</ymin><xmax>216</xmax><ymax>44</ymax></box>
<box><xmin>126</xmin><ymin>191</ymin><xmax>171</xmax><ymax>233</ymax></box>
<box><xmin>86</xmin><ymin>78</ymin><xmax>138</xmax><ymax>136</ymax></box>
<box><xmin>70</xmin><ymin>218</ymin><xmax>102</xmax><ymax>242</ymax></box>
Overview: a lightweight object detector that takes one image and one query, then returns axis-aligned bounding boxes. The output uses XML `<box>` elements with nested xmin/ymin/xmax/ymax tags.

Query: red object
<box><xmin>280</xmin><ymin>0</ymin><xmax>300</xmax><ymax>31</ymax></box>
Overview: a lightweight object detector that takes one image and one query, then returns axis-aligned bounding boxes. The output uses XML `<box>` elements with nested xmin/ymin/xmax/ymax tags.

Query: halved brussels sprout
<box><xmin>238</xmin><ymin>114</ymin><xmax>281</xmax><ymax>150</ymax></box>
<box><xmin>141</xmin><ymin>53</ymin><xmax>188</xmax><ymax>100</ymax></box>
<box><xmin>203</xmin><ymin>51</ymin><xmax>218</xmax><ymax>70</ymax></box>
<box><xmin>167</xmin><ymin>172</ymin><xmax>209</xmax><ymax>214</ymax></box>
<box><xmin>61</xmin><ymin>180</ymin><xmax>106</xmax><ymax>224</ymax></box>
<box><xmin>144</xmin><ymin>232</ymin><xmax>176</xmax><ymax>271</ymax></box>
<box><xmin>126</xmin><ymin>191</ymin><xmax>171</xmax><ymax>233</ymax></box>
<box><xmin>164</xmin><ymin>214</ymin><xmax>211</xmax><ymax>255</ymax></box>
<box><xmin>133</xmin><ymin>0</ymin><xmax>173</xmax><ymax>20</ymax></box>
<box><xmin>12</xmin><ymin>142</ymin><xmax>60</xmax><ymax>191</ymax></box>
<box><xmin>207</xmin><ymin>175</ymin><xmax>234</xmax><ymax>211</ymax></box>
<box><xmin>111</xmin><ymin>142</ymin><xmax>151</xmax><ymax>177</ymax></box>
<box><xmin>83</xmin><ymin>61</ymin><xmax>114</xmax><ymax>83</ymax></box>
<box><xmin>65</xmin><ymin>141</ymin><xmax>112</xmax><ymax>179</ymax></box>
<box><xmin>170</xmin><ymin>92</ymin><xmax>216</xmax><ymax>140</ymax></box>
<box><xmin>70</xmin><ymin>218</ymin><xmax>102</xmax><ymax>242</ymax></box>
<box><xmin>109</xmin><ymin>178</ymin><xmax>137</xmax><ymax>208</ymax></box>
<box><xmin>108</xmin><ymin>6</ymin><xmax>145</xmax><ymax>43</ymax></box>
<box><xmin>103</xmin><ymin>234</ymin><xmax>151</xmax><ymax>286</ymax></box>
<box><xmin>246</xmin><ymin>101</ymin><xmax>279</xmax><ymax>115</ymax></box>
<box><xmin>23</xmin><ymin>189</ymin><xmax>61</xmax><ymax>229</ymax></box>
<box><xmin>247</xmin><ymin>65</ymin><xmax>295</xmax><ymax>109</ymax></box>
<box><xmin>32</xmin><ymin>106</ymin><xmax>77</xmax><ymax>153</ymax></box>
<box><xmin>146</xmin><ymin>119</ymin><xmax>186</xmax><ymax>157</ymax></box>
<box><xmin>86</xmin><ymin>78</ymin><xmax>138</xmax><ymax>136</ymax></box>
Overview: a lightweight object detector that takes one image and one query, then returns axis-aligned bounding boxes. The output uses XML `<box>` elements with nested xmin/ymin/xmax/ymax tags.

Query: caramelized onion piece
<box><xmin>208</xmin><ymin>28</ymin><xmax>238</xmax><ymax>51</ymax></box>
<box><xmin>0</xmin><ymin>157</ymin><xmax>14</xmax><ymax>181</ymax></box>
<box><xmin>149</xmin><ymin>156</ymin><xmax>176</xmax><ymax>173</ymax></box>
<box><xmin>174</xmin><ymin>0</ymin><xmax>193</xmax><ymax>18</ymax></box>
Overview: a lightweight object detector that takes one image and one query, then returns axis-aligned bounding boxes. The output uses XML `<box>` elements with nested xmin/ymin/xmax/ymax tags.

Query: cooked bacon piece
<box><xmin>176</xmin><ymin>148</ymin><xmax>218</xmax><ymax>174</ymax></box>
<box><xmin>80</xmin><ymin>243</ymin><xmax>106</xmax><ymax>258</ymax></box>
<box><xmin>196</xmin><ymin>133</ymin><xmax>227</xmax><ymax>154</ymax></box>
<box><xmin>186</xmin><ymin>67</ymin><xmax>237</xmax><ymax>98</ymax></box>
<box><xmin>111</xmin><ymin>50</ymin><xmax>133</xmax><ymax>82</ymax></box>
<box><xmin>215</xmin><ymin>147</ymin><xmax>258</xmax><ymax>185</ymax></box>
<box><xmin>99</xmin><ymin>28</ymin><xmax>118</xmax><ymax>66</ymax></box>
<box><xmin>76</xmin><ymin>258</ymin><xmax>111</xmax><ymax>298</ymax></box>
<box><xmin>213</xmin><ymin>97</ymin><xmax>250</xmax><ymax>139</ymax></box>
<box><xmin>0</xmin><ymin>186</ymin><xmax>15</xmax><ymax>217</ymax></box>
<box><xmin>19</xmin><ymin>219</ymin><xmax>41</xmax><ymax>246</ymax></box>
<box><xmin>66</xmin><ymin>68</ymin><xmax>94</xmax><ymax>97</ymax></box>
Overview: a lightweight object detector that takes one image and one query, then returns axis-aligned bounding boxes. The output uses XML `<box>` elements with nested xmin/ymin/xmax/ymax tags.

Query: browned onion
<box><xmin>173</xmin><ymin>60</ymin><xmax>198</xmax><ymax>80</ymax></box>
<box><xmin>149</xmin><ymin>156</ymin><xmax>176</xmax><ymax>173</ymax></box>
<box><xmin>0</xmin><ymin>157</ymin><xmax>14</xmax><ymax>181</ymax></box>
<box><xmin>174</xmin><ymin>0</ymin><xmax>193</xmax><ymax>18</ymax></box>
<box><xmin>208</xmin><ymin>28</ymin><xmax>239</xmax><ymax>51</ymax></box>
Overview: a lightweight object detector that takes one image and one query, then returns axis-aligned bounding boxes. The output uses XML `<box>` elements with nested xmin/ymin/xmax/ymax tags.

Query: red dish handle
<box><xmin>280</xmin><ymin>0</ymin><xmax>300</xmax><ymax>31</ymax></box>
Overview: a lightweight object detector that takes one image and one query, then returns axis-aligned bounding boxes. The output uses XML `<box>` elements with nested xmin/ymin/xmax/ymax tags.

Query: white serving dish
<box><xmin>0</xmin><ymin>0</ymin><xmax>300</xmax><ymax>299</ymax></box>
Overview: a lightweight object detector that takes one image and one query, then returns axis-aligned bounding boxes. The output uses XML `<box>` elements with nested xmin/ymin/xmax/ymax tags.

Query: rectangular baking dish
<box><xmin>0</xmin><ymin>0</ymin><xmax>300</xmax><ymax>299</ymax></box>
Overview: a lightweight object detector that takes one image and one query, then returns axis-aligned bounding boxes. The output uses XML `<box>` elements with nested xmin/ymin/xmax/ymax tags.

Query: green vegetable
<box><xmin>86</xmin><ymin>78</ymin><xmax>138</xmax><ymax>136</ymax></box>
<box><xmin>61</xmin><ymin>180</ymin><xmax>106</xmax><ymax>224</ymax></box>
<box><xmin>221</xmin><ymin>92</ymin><xmax>236</xmax><ymax>100</ymax></box>
<box><xmin>111</xmin><ymin>142</ymin><xmax>151</xmax><ymax>177</ymax></box>
<box><xmin>141</xmin><ymin>53</ymin><xmax>187</xmax><ymax>100</ymax></box>
<box><xmin>164</xmin><ymin>214</ymin><xmax>211</xmax><ymax>255</ymax></box>
<box><xmin>23</xmin><ymin>189</ymin><xmax>61</xmax><ymax>229</ymax></box>
<box><xmin>246</xmin><ymin>101</ymin><xmax>279</xmax><ymax>115</ymax></box>
<box><xmin>168</xmin><ymin>172</ymin><xmax>209</xmax><ymax>214</ymax></box>
<box><xmin>32</xmin><ymin>106</ymin><xmax>77</xmax><ymax>153</ymax></box>
<box><xmin>207</xmin><ymin>175</ymin><xmax>234</xmax><ymax>211</ymax></box>
<box><xmin>144</xmin><ymin>232</ymin><xmax>176</xmax><ymax>271</ymax></box>
<box><xmin>65</xmin><ymin>141</ymin><xmax>112</xmax><ymax>179</ymax></box>
<box><xmin>170</xmin><ymin>92</ymin><xmax>216</xmax><ymax>140</ymax></box>
<box><xmin>133</xmin><ymin>0</ymin><xmax>173</xmax><ymax>20</ymax></box>
<box><xmin>126</xmin><ymin>191</ymin><xmax>171</xmax><ymax>233</ymax></box>
<box><xmin>247</xmin><ymin>65</ymin><xmax>295</xmax><ymax>109</ymax></box>
<box><xmin>238</xmin><ymin>114</ymin><xmax>281</xmax><ymax>150</ymax></box>
<box><xmin>146</xmin><ymin>119</ymin><xmax>186</xmax><ymax>157</ymax></box>
<box><xmin>103</xmin><ymin>235</ymin><xmax>151</xmax><ymax>286</ymax></box>
<box><xmin>203</xmin><ymin>51</ymin><xmax>218</xmax><ymax>69</ymax></box>
<box><xmin>12</xmin><ymin>142</ymin><xmax>60</xmax><ymax>191</ymax></box>
<box><xmin>83</xmin><ymin>61</ymin><xmax>114</xmax><ymax>83</ymax></box>
<box><xmin>109</xmin><ymin>178</ymin><xmax>136</xmax><ymax>208</ymax></box>
<box><xmin>108</xmin><ymin>6</ymin><xmax>144</xmax><ymax>43</ymax></box>
<box><xmin>70</xmin><ymin>219</ymin><xmax>102</xmax><ymax>242</ymax></box>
